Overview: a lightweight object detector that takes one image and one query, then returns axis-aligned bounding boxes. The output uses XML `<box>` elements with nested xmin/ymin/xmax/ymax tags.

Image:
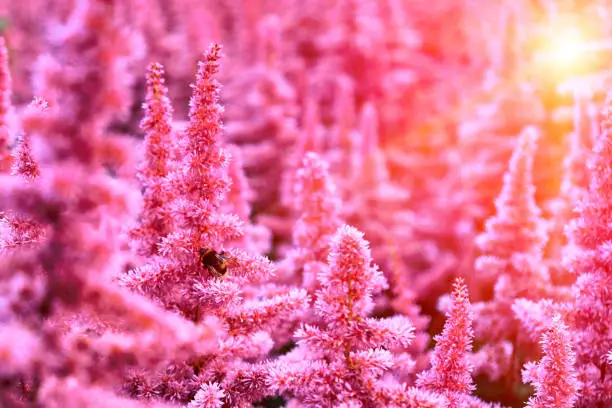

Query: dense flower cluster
<box><xmin>2</xmin><ymin>1</ymin><xmax>611</xmax><ymax>407</ymax></box>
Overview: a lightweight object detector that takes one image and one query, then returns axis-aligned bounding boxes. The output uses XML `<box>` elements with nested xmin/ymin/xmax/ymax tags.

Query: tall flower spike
<box><xmin>167</xmin><ymin>43</ymin><xmax>233</xmax><ymax>216</ymax></box>
<box><xmin>11</xmin><ymin>98</ymin><xmax>48</xmax><ymax>180</ymax></box>
<box><xmin>156</xmin><ymin>43</ymin><xmax>238</xmax><ymax>270</ymax></box>
<box><xmin>522</xmin><ymin>315</ymin><xmax>580</xmax><ymax>408</ymax></box>
<box><xmin>470</xmin><ymin>127</ymin><xmax>555</xmax><ymax>396</ymax></box>
<box><xmin>10</xmin><ymin>133</ymin><xmax>39</xmax><ymax>180</ymax></box>
<box><xmin>417</xmin><ymin>277</ymin><xmax>475</xmax><ymax>403</ymax></box>
<box><xmin>563</xmin><ymin>92</ymin><xmax>612</xmax><ymax>406</ymax></box>
<box><xmin>0</xmin><ymin>36</ymin><xmax>12</xmax><ymax>172</ymax></box>
<box><xmin>475</xmin><ymin>126</ymin><xmax>548</xmax><ymax>290</ymax></box>
<box><xmin>317</xmin><ymin>224</ymin><xmax>388</xmax><ymax>322</ymax></box>
<box><xmin>268</xmin><ymin>225</ymin><xmax>422</xmax><ymax>407</ymax></box>
<box><xmin>187</xmin><ymin>44</ymin><xmax>223</xmax><ymax>149</ymax></box>
<box><xmin>129</xmin><ymin>62</ymin><xmax>174</xmax><ymax>256</ymax></box>
<box><xmin>140</xmin><ymin>62</ymin><xmax>173</xmax><ymax>185</ymax></box>
<box><xmin>292</xmin><ymin>152</ymin><xmax>342</xmax><ymax>255</ymax></box>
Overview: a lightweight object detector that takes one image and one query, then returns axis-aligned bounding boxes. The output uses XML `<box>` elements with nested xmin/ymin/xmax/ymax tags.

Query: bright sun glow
<box><xmin>545</xmin><ymin>29</ymin><xmax>588</xmax><ymax>66</ymax></box>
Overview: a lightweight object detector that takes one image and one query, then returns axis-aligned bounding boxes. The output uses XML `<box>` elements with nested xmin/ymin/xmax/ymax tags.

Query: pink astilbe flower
<box><xmin>122</xmin><ymin>45</ymin><xmax>307</xmax><ymax>405</ymax></box>
<box><xmin>0</xmin><ymin>36</ymin><xmax>12</xmax><ymax>172</ymax></box>
<box><xmin>129</xmin><ymin>62</ymin><xmax>174</xmax><ymax>256</ymax></box>
<box><xmin>472</xmin><ymin>128</ymin><xmax>549</xmax><ymax>321</ymax></box>
<box><xmin>315</xmin><ymin>226</ymin><xmax>388</xmax><ymax>323</ymax></box>
<box><xmin>277</xmin><ymin>152</ymin><xmax>343</xmax><ymax>287</ymax></box>
<box><xmin>417</xmin><ymin>277</ymin><xmax>476</xmax><ymax>406</ymax></box>
<box><xmin>138</xmin><ymin>60</ymin><xmax>173</xmax><ymax>191</ymax></box>
<box><xmin>222</xmin><ymin>144</ymin><xmax>271</xmax><ymax>255</ymax></box>
<box><xmin>126</xmin><ymin>45</ymin><xmax>265</xmax><ymax>312</ymax></box>
<box><xmin>30</xmin><ymin>0</ymin><xmax>141</xmax><ymax>166</ymax></box>
<box><xmin>223</xmin><ymin>14</ymin><xmax>299</xmax><ymax>214</ymax></box>
<box><xmin>0</xmin><ymin>98</ymin><xmax>48</xmax><ymax>250</ymax></box>
<box><xmin>562</xmin><ymin>92</ymin><xmax>612</xmax><ymax>407</ymax></box>
<box><xmin>187</xmin><ymin>382</ymin><xmax>225</xmax><ymax>408</ymax></box>
<box><xmin>279</xmin><ymin>96</ymin><xmax>325</xmax><ymax>209</ymax></box>
<box><xmin>470</xmin><ymin>127</ymin><xmax>561</xmax><ymax>403</ymax></box>
<box><xmin>0</xmin><ymin>164</ymin><xmax>220</xmax><ymax>405</ymax></box>
<box><xmin>545</xmin><ymin>91</ymin><xmax>595</xmax><ymax>285</ymax></box>
<box><xmin>11</xmin><ymin>101</ymin><xmax>48</xmax><ymax>180</ymax></box>
<box><xmin>268</xmin><ymin>225</ymin><xmax>436</xmax><ymax>407</ymax></box>
<box><xmin>522</xmin><ymin>315</ymin><xmax>580</xmax><ymax>408</ymax></box>
<box><xmin>224</xmin><ymin>145</ymin><xmax>252</xmax><ymax>222</ymax></box>
<box><xmin>38</xmin><ymin>376</ymin><xmax>178</xmax><ymax>408</ymax></box>
<box><xmin>292</xmin><ymin>152</ymin><xmax>342</xmax><ymax>253</ymax></box>
<box><xmin>473</xmin><ymin>126</ymin><xmax>549</xmax><ymax>298</ymax></box>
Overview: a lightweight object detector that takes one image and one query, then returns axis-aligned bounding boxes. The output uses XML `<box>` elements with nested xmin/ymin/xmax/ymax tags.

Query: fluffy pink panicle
<box><xmin>131</xmin><ymin>45</ymin><xmax>239</xmax><ymax>297</ymax></box>
<box><xmin>0</xmin><ymin>36</ymin><xmax>11</xmax><ymax>172</ymax></box>
<box><xmin>471</xmin><ymin>126</ymin><xmax>554</xmax><ymax>338</ymax></box>
<box><xmin>563</xmin><ymin>92</ymin><xmax>612</xmax><ymax>406</ymax></box>
<box><xmin>139</xmin><ymin>62</ymin><xmax>173</xmax><ymax>186</ymax></box>
<box><xmin>186</xmin><ymin>44</ymin><xmax>224</xmax><ymax>152</ymax></box>
<box><xmin>224</xmin><ymin>144</ymin><xmax>252</xmax><ymax>222</ymax></box>
<box><xmin>129</xmin><ymin>62</ymin><xmax>174</xmax><ymax>256</ymax></box>
<box><xmin>30</xmin><ymin>0</ymin><xmax>139</xmax><ymax>165</ymax></box>
<box><xmin>187</xmin><ymin>382</ymin><xmax>225</xmax><ymax>408</ymax></box>
<box><xmin>417</xmin><ymin>277</ymin><xmax>475</xmax><ymax>402</ymax></box>
<box><xmin>316</xmin><ymin>224</ymin><xmax>388</xmax><ymax>322</ymax></box>
<box><xmin>1</xmin><ymin>97</ymin><xmax>48</xmax><ymax>251</ymax></box>
<box><xmin>292</xmin><ymin>152</ymin><xmax>342</xmax><ymax>252</ymax></box>
<box><xmin>469</xmin><ymin>126</ymin><xmax>558</xmax><ymax>396</ymax></box>
<box><xmin>268</xmin><ymin>225</ymin><xmax>430</xmax><ymax>407</ymax></box>
<box><xmin>522</xmin><ymin>315</ymin><xmax>580</xmax><ymax>408</ymax></box>
<box><xmin>121</xmin><ymin>44</ymin><xmax>308</xmax><ymax>406</ymax></box>
<box><xmin>546</xmin><ymin>92</ymin><xmax>594</xmax><ymax>265</ymax></box>
<box><xmin>222</xmin><ymin>144</ymin><xmax>271</xmax><ymax>255</ymax></box>
<box><xmin>474</xmin><ymin>126</ymin><xmax>548</xmax><ymax>294</ymax></box>
<box><xmin>274</xmin><ymin>151</ymin><xmax>342</xmax><ymax>288</ymax></box>
<box><xmin>10</xmin><ymin>98</ymin><xmax>48</xmax><ymax>180</ymax></box>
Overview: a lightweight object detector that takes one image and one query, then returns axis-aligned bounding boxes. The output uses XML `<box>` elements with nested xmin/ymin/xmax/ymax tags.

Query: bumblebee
<box><xmin>199</xmin><ymin>248</ymin><xmax>230</xmax><ymax>277</ymax></box>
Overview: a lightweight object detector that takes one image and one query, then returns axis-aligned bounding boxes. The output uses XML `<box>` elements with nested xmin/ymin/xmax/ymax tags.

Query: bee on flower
<box><xmin>199</xmin><ymin>248</ymin><xmax>230</xmax><ymax>277</ymax></box>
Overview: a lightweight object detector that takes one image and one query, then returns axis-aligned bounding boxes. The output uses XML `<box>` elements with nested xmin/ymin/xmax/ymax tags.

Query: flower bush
<box><xmin>1</xmin><ymin>1</ymin><xmax>610</xmax><ymax>407</ymax></box>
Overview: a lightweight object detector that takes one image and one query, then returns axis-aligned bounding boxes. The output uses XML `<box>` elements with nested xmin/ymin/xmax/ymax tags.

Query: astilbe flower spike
<box><xmin>277</xmin><ymin>151</ymin><xmax>343</xmax><ymax>288</ymax></box>
<box><xmin>563</xmin><ymin>92</ymin><xmax>612</xmax><ymax>407</ymax></box>
<box><xmin>0</xmin><ymin>36</ymin><xmax>12</xmax><ymax>172</ymax></box>
<box><xmin>268</xmin><ymin>225</ymin><xmax>444</xmax><ymax>408</ymax></box>
<box><xmin>470</xmin><ymin>127</ymin><xmax>557</xmax><ymax>393</ymax></box>
<box><xmin>0</xmin><ymin>131</ymin><xmax>220</xmax><ymax>406</ymax></box>
<box><xmin>30</xmin><ymin>0</ymin><xmax>141</xmax><ymax>166</ymax></box>
<box><xmin>474</xmin><ymin>126</ymin><xmax>549</xmax><ymax>297</ymax></box>
<box><xmin>546</xmin><ymin>91</ymin><xmax>593</xmax><ymax>269</ymax></box>
<box><xmin>292</xmin><ymin>152</ymin><xmax>342</xmax><ymax>254</ymax></box>
<box><xmin>10</xmin><ymin>98</ymin><xmax>48</xmax><ymax>180</ymax></box>
<box><xmin>522</xmin><ymin>315</ymin><xmax>580</xmax><ymax>408</ymax></box>
<box><xmin>0</xmin><ymin>97</ymin><xmax>48</xmax><ymax>251</ymax></box>
<box><xmin>122</xmin><ymin>45</ymin><xmax>308</xmax><ymax>406</ymax></box>
<box><xmin>128</xmin><ymin>62</ymin><xmax>174</xmax><ymax>256</ymax></box>
<box><xmin>222</xmin><ymin>144</ymin><xmax>271</xmax><ymax>255</ymax></box>
<box><xmin>417</xmin><ymin>277</ymin><xmax>475</xmax><ymax>406</ymax></box>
